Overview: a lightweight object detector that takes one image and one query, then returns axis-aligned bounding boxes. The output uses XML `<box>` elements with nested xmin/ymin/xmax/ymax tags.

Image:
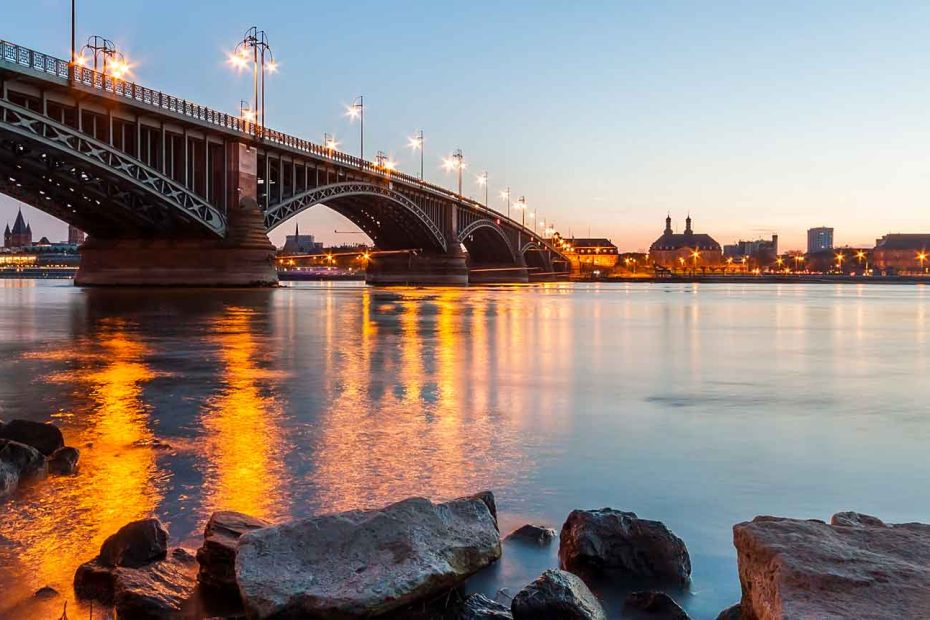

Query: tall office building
<box><xmin>807</xmin><ymin>227</ymin><xmax>834</xmax><ymax>254</ymax></box>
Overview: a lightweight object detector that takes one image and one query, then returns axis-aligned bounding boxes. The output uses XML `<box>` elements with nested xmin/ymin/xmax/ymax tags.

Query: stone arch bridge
<box><xmin>0</xmin><ymin>41</ymin><xmax>569</xmax><ymax>285</ymax></box>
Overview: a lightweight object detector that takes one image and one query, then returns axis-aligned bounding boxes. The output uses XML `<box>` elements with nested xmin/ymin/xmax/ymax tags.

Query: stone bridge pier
<box><xmin>75</xmin><ymin>144</ymin><xmax>278</xmax><ymax>287</ymax></box>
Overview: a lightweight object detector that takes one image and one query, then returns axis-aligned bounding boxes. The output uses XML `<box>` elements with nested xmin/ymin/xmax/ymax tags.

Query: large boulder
<box><xmin>236</xmin><ymin>494</ymin><xmax>501</xmax><ymax>618</ymax></box>
<box><xmin>113</xmin><ymin>548</ymin><xmax>198</xmax><ymax>619</ymax></box>
<box><xmin>48</xmin><ymin>446</ymin><xmax>80</xmax><ymax>475</ymax></box>
<box><xmin>74</xmin><ymin>559</ymin><xmax>119</xmax><ymax>603</ymax></box>
<box><xmin>460</xmin><ymin>593</ymin><xmax>513</xmax><ymax>619</ymax></box>
<box><xmin>196</xmin><ymin>510</ymin><xmax>269</xmax><ymax>594</ymax></box>
<box><xmin>0</xmin><ymin>419</ymin><xmax>64</xmax><ymax>456</ymax></box>
<box><xmin>559</xmin><ymin>508</ymin><xmax>691</xmax><ymax>585</ymax></box>
<box><xmin>733</xmin><ymin>514</ymin><xmax>930</xmax><ymax>620</ymax></box>
<box><xmin>830</xmin><ymin>511</ymin><xmax>885</xmax><ymax>528</ymax></box>
<box><xmin>99</xmin><ymin>518</ymin><xmax>169</xmax><ymax>568</ymax></box>
<box><xmin>510</xmin><ymin>569</ymin><xmax>605</xmax><ymax>620</ymax></box>
<box><xmin>624</xmin><ymin>591</ymin><xmax>690</xmax><ymax>619</ymax></box>
<box><xmin>506</xmin><ymin>524</ymin><xmax>557</xmax><ymax>545</ymax></box>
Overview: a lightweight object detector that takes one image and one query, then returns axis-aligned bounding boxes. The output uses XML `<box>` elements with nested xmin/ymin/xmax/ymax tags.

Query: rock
<box><xmin>48</xmin><ymin>446</ymin><xmax>80</xmax><ymax>475</ymax></box>
<box><xmin>236</xmin><ymin>494</ymin><xmax>501</xmax><ymax>618</ymax></box>
<box><xmin>506</xmin><ymin>524</ymin><xmax>557</xmax><ymax>545</ymax></box>
<box><xmin>0</xmin><ymin>419</ymin><xmax>64</xmax><ymax>456</ymax></box>
<box><xmin>34</xmin><ymin>586</ymin><xmax>59</xmax><ymax>599</ymax></box>
<box><xmin>113</xmin><ymin>551</ymin><xmax>198</xmax><ymax>619</ymax></box>
<box><xmin>733</xmin><ymin>514</ymin><xmax>930</xmax><ymax>620</ymax></box>
<box><xmin>0</xmin><ymin>439</ymin><xmax>47</xmax><ymax>496</ymax></box>
<box><xmin>715</xmin><ymin>603</ymin><xmax>741</xmax><ymax>620</ymax></box>
<box><xmin>460</xmin><ymin>593</ymin><xmax>513</xmax><ymax>619</ymax></box>
<box><xmin>466</xmin><ymin>490</ymin><xmax>499</xmax><ymax>529</ymax></box>
<box><xmin>196</xmin><ymin>510</ymin><xmax>270</xmax><ymax>594</ymax></box>
<box><xmin>74</xmin><ymin>558</ymin><xmax>118</xmax><ymax>603</ymax></box>
<box><xmin>830</xmin><ymin>511</ymin><xmax>886</xmax><ymax>528</ymax></box>
<box><xmin>559</xmin><ymin>508</ymin><xmax>691</xmax><ymax>585</ymax></box>
<box><xmin>99</xmin><ymin>518</ymin><xmax>169</xmax><ymax>568</ymax></box>
<box><xmin>511</xmin><ymin>569</ymin><xmax>606</xmax><ymax>620</ymax></box>
<box><xmin>624</xmin><ymin>591</ymin><xmax>690</xmax><ymax>619</ymax></box>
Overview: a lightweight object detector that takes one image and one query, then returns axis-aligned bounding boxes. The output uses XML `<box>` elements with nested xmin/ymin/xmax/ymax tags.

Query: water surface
<box><xmin>1</xmin><ymin>280</ymin><xmax>929</xmax><ymax>618</ymax></box>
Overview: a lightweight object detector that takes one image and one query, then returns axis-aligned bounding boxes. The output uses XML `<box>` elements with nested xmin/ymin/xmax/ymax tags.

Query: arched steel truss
<box><xmin>457</xmin><ymin>218</ymin><xmax>518</xmax><ymax>263</ymax></box>
<box><xmin>264</xmin><ymin>181</ymin><xmax>447</xmax><ymax>252</ymax></box>
<box><xmin>0</xmin><ymin>99</ymin><xmax>226</xmax><ymax>236</ymax></box>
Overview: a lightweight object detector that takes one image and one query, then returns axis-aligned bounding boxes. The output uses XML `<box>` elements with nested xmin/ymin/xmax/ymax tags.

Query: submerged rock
<box><xmin>196</xmin><ymin>510</ymin><xmax>270</xmax><ymax>595</ymax></box>
<box><xmin>460</xmin><ymin>593</ymin><xmax>513</xmax><ymax>619</ymax></box>
<box><xmin>34</xmin><ymin>586</ymin><xmax>59</xmax><ymax>599</ymax></box>
<box><xmin>506</xmin><ymin>524</ymin><xmax>557</xmax><ymax>545</ymax></box>
<box><xmin>559</xmin><ymin>508</ymin><xmax>691</xmax><ymax>585</ymax></box>
<box><xmin>236</xmin><ymin>493</ymin><xmax>501</xmax><ymax>618</ymax></box>
<box><xmin>99</xmin><ymin>518</ymin><xmax>169</xmax><ymax>568</ymax></box>
<box><xmin>113</xmin><ymin>550</ymin><xmax>198</xmax><ymax>619</ymax></box>
<box><xmin>48</xmin><ymin>446</ymin><xmax>80</xmax><ymax>475</ymax></box>
<box><xmin>624</xmin><ymin>591</ymin><xmax>690</xmax><ymax>619</ymax></box>
<box><xmin>0</xmin><ymin>419</ymin><xmax>64</xmax><ymax>456</ymax></box>
<box><xmin>734</xmin><ymin>514</ymin><xmax>930</xmax><ymax>620</ymax></box>
<box><xmin>511</xmin><ymin>569</ymin><xmax>605</xmax><ymax>620</ymax></box>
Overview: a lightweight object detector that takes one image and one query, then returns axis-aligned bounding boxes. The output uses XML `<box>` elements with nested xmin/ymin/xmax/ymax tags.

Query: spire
<box><xmin>664</xmin><ymin>212</ymin><xmax>672</xmax><ymax>235</ymax></box>
<box><xmin>11</xmin><ymin>208</ymin><xmax>26</xmax><ymax>235</ymax></box>
<box><xmin>685</xmin><ymin>213</ymin><xmax>692</xmax><ymax>234</ymax></box>
<box><xmin>3</xmin><ymin>224</ymin><xmax>9</xmax><ymax>236</ymax></box>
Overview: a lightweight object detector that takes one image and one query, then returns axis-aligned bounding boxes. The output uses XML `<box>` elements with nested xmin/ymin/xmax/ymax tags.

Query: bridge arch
<box><xmin>0</xmin><ymin>99</ymin><xmax>226</xmax><ymax>238</ymax></box>
<box><xmin>521</xmin><ymin>240</ymin><xmax>554</xmax><ymax>275</ymax></box>
<box><xmin>264</xmin><ymin>181</ymin><xmax>447</xmax><ymax>253</ymax></box>
<box><xmin>457</xmin><ymin>219</ymin><xmax>519</xmax><ymax>264</ymax></box>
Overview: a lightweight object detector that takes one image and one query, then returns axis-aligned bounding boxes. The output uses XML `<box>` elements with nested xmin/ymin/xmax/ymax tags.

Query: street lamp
<box><xmin>918</xmin><ymin>251</ymin><xmax>927</xmax><ymax>273</ymax></box>
<box><xmin>408</xmin><ymin>130</ymin><xmax>424</xmax><ymax>180</ymax></box>
<box><xmin>514</xmin><ymin>195</ymin><xmax>527</xmax><ymax>227</ymax></box>
<box><xmin>835</xmin><ymin>252</ymin><xmax>845</xmax><ymax>272</ymax></box>
<box><xmin>77</xmin><ymin>36</ymin><xmax>130</xmax><ymax>77</ymax></box>
<box><xmin>240</xmin><ymin>100</ymin><xmax>256</xmax><ymax>123</ymax></box>
<box><xmin>323</xmin><ymin>133</ymin><xmax>339</xmax><ymax>154</ymax></box>
<box><xmin>691</xmin><ymin>250</ymin><xmax>701</xmax><ymax>273</ymax></box>
<box><xmin>375</xmin><ymin>151</ymin><xmax>396</xmax><ymax>172</ymax></box>
<box><xmin>228</xmin><ymin>27</ymin><xmax>276</xmax><ymax>137</ymax></box>
<box><xmin>500</xmin><ymin>187</ymin><xmax>512</xmax><ymax>219</ymax></box>
<box><xmin>443</xmin><ymin>150</ymin><xmax>465</xmax><ymax>196</ymax></box>
<box><xmin>346</xmin><ymin>96</ymin><xmax>364</xmax><ymax>159</ymax></box>
<box><xmin>476</xmin><ymin>171</ymin><xmax>489</xmax><ymax>208</ymax></box>
<box><xmin>794</xmin><ymin>255</ymin><xmax>804</xmax><ymax>273</ymax></box>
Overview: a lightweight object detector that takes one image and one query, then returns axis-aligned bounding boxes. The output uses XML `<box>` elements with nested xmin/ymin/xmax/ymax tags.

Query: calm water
<box><xmin>1</xmin><ymin>280</ymin><xmax>930</xmax><ymax>619</ymax></box>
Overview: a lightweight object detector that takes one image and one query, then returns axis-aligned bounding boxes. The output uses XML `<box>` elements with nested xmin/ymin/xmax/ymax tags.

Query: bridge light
<box><xmin>265</xmin><ymin>60</ymin><xmax>279</xmax><ymax>73</ymax></box>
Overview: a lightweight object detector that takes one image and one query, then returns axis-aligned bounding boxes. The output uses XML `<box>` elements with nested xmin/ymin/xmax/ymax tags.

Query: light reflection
<box><xmin>199</xmin><ymin>307</ymin><xmax>289</xmax><ymax>523</ymax></box>
<box><xmin>0</xmin><ymin>319</ymin><xmax>163</xmax><ymax>617</ymax></box>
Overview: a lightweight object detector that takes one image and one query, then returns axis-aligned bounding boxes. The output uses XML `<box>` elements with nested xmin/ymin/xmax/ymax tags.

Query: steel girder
<box><xmin>264</xmin><ymin>181</ymin><xmax>447</xmax><ymax>252</ymax></box>
<box><xmin>0</xmin><ymin>99</ymin><xmax>225</xmax><ymax>237</ymax></box>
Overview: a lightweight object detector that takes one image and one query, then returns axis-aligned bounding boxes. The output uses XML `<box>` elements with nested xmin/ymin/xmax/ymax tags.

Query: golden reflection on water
<box><xmin>311</xmin><ymin>288</ymin><xmax>558</xmax><ymax>514</ymax></box>
<box><xmin>198</xmin><ymin>307</ymin><xmax>289</xmax><ymax>523</ymax></box>
<box><xmin>0</xmin><ymin>319</ymin><xmax>163</xmax><ymax>616</ymax></box>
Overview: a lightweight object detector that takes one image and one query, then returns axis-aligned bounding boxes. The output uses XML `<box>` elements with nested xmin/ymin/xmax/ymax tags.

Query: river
<box><xmin>1</xmin><ymin>280</ymin><xmax>929</xmax><ymax>618</ymax></box>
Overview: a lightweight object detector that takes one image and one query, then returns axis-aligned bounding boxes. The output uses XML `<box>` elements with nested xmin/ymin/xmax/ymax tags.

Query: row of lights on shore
<box><xmin>72</xmin><ymin>28</ymin><xmax>555</xmax><ymax>238</ymax></box>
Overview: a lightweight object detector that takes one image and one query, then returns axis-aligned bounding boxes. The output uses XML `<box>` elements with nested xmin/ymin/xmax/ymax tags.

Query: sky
<box><xmin>3</xmin><ymin>0</ymin><xmax>930</xmax><ymax>251</ymax></box>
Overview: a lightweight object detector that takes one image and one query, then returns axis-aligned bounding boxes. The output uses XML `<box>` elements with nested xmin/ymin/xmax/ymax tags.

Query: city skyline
<box><xmin>3</xmin><ymin>0</ymin><xmax>930</xmax><ymax>251</ymax></box>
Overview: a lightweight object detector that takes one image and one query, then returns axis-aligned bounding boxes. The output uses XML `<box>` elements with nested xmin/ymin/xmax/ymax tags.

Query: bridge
<box><xmin>0</xmin><ymin>40</ymin><xmax>570</xmax><ymax>286</ymax></box>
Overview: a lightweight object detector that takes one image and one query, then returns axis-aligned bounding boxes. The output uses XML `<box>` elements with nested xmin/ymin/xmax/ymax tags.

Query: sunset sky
<box><xmin>3</xmin><ymin>0</ymin><xmax>930</xmax><ymax>251</ymax></box>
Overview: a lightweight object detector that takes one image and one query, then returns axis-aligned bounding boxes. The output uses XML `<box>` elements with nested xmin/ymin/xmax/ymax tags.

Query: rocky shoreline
<box><xmin>4</xmin><ymin>419</ymin><xmax>929</xmax><ymax>619</ymax></box>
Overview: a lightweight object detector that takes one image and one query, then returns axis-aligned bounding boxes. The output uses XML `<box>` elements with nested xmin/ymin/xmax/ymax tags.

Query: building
<box><xmin>3</xmin><ymin>208</ymin><xmax>33</xmax><ymax>249</ymax></box>
<box><xmin>68</xmin><ymin>225</ymin><xmax>86</xmax><ymax>245</ymax></box>
<box><xmin>649</xmin><ymin>214</ymin><xmax>723</xmax><ymax>270</ymax></box>
<box><xmin>807</xmin><ymin>227</ymin><xmax>834</xmax><ymax>254</ymax></box>
<box><xmin>280</xmin><ymin>222</ymin><xmax>323</xmax><ymax>255</ymax></box>
<box><xmin>565</xmin><ymin>238</ymin><xmax>619</xmax><ymax>273</ymax></box>
<box><xmin>872</xmin><ymin>234</ymin><xmax>930</xmax><ymax>273</ymax></box>
<box><xmin>724</xmin><ymin>235</ymin><xmax>779</xmax><ymax>267</ymax></box>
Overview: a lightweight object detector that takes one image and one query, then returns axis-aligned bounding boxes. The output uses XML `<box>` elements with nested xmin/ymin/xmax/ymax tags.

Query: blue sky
<box><xmin>3</xmin><ymin>0</ymin><xmax>930</xmax><ymax>250</ymax></box>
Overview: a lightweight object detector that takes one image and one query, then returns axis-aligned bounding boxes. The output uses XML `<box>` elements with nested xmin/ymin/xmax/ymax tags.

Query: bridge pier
<box><xmin>75</xmin><ymin>196</ymin><xmax>278</xmax><ymax>287</ymax></box>
<box><xmin>365</xmin><ymin>251</ymin><xmax>469</xmax><ymax>286</ymax></box>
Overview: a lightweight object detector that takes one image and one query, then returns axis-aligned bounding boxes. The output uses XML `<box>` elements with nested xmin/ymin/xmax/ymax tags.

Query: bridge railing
<box><xmin>1</xmin><ymin>39</ymin><xmax>567</xmax><ymax>258</ymax></box>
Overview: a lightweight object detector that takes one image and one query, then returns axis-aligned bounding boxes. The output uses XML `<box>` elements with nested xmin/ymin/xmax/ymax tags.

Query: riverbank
<box><xmin>580</xmin><ymin>273</ymin><xmax>930</xmax><ymax>284</ymax></box>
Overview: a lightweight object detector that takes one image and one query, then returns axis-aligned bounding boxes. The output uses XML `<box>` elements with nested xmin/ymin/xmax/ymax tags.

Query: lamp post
<box><xmin>443</xmin><ymin>150</ymin><xmax>465</xmax><ymax>196</ymax></box>
<box><xmin>477</xmin><ymin>171</ymin><xmax>488</xmax><ymax>209</ymax></box>
<box><xmin>229</xmin><ymin>27</ymin><xmax>276</xmax><ymax>138</ymax></box>
<box><xmin>794</xmin><ymin>255</ymin><xmax>804</xmax><ymax>273</ymax></box>
<box><xmin>70</xmin><ymin>0</ymin><xmax>76</xmax><ymax>69</ymax></box>
<box><xmin>514</xmin><ymin>195</ymin><xmax>527</xmax><ymax>250</ymax></box>
<box><xmin>375</xmin><ymin>151</ymin><xmax>395</xmax><ymax>172</ymax></box>
<box><xmin>918</xmin><ymin>252</ymin><xmax>927</xmax><ymax>273</ymax></box>
<box><xmin>835</xmin><ymin>252</ymin><xmax>845</xmax><ymax>273</ymax></box>
<box><xmin>323</xmin><ymin>133</ymin><xmax>339</xmax><ymax>154</ymax></box>
<box><xmin>347</xmin><ymin>96</ymin><xmax>364</xmax><ymax>160</ymax></box>
<box><xmin>77</xmin><ymin>36</ymin><xmax>128</xmax><ymax>77</ymax></box>
<box><xmin>500</xmin><ymin>187</ymin><xmax>511</xmax><ymax>219</ymax></box>
<box><xmin>408</xmin><ymin>130</ymin><xmax>424</xmax><ymax>180</ymax></box>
